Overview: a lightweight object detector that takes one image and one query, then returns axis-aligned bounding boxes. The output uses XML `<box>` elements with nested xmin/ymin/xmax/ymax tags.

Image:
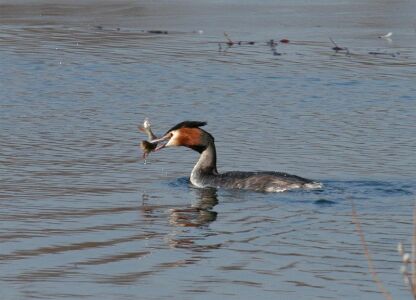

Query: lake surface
<box><xmin>1</xmin><ymin>0</ymin><xmax>416</xmax><ymax>299</ymax></box>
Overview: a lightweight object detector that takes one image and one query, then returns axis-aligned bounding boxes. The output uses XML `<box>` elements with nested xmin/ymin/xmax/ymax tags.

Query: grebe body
<box><xmin>151</xmin><ymin>121</ymin><xmax>322</xmax><ymax>192</ymax></box>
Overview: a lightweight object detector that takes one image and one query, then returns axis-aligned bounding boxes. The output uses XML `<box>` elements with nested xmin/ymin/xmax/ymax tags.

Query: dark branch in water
<box><xmin>148</xmin><ymin>30</ymin><xmax>169</xmax><ymax>34</ymax></box>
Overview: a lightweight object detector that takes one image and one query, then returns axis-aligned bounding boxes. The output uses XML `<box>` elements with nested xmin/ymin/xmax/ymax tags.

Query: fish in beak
<box><xmin>150</xmin><ymin>133</ymin><xmax>173</xmax><ymax>151</ymax></box>
<box><xmin>139</xmin><ymin>120</ymin><xmax>208</xmax><ymax>159</ymax></box>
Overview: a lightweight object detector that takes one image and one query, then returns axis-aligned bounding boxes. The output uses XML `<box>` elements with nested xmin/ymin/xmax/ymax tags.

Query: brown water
<box><xmin>1</xmin><ymin>0</ymin><xmax>416</xmax><ymax>299</ymax></box>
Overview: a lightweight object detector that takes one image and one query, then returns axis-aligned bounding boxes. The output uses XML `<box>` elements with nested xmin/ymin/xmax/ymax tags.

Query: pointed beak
<box><xmin>150</xmin><ymin>133</ymin><xmax>172</xmax><ymax>151</ymax></box>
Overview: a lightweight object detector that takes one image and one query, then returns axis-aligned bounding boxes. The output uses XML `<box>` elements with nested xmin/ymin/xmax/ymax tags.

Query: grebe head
<box><xmin>151</xmin><ymin>121</ymin><xmax>213</xmax><ymax>153</ymax></box>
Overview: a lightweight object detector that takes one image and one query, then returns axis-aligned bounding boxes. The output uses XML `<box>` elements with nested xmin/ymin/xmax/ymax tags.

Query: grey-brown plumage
<box><xmin>150</xmin><ymin>121</ymin><xmax>322</xmax><ymax>192</ymax></box>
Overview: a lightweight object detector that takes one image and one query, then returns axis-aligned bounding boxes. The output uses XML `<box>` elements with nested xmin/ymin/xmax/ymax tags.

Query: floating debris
<box><xmin>224</xmin><ymin>32</ymin><xmax>234</xmax><ymax>46</ymax></box>
<box><xmin>267</xmin><ymin>39</ymin><xmax>278</xmax><ymax>47</ymax></box>
<box><xmin>379</xmin><ymin>32</ymin><xmax>393</xmax><ymax>39</ymax></box>
<box><xmin>148</xmin><ymin>30</ymin><xmax>169</xmax><ymax>34</ymax></box>
<box><xmin>267</xmin><ymin>39</ymin><xmax>281</xmax><ymax>56</ymax></box>
<box><xmin>213</xmin><ymin>33</ymin><xmax>402</xmax><ymax>59</ymax></box>
<box><xmin>368</xmin><ymin>51</ymin><xmax>400</xmax><ymax>58</ymax></box>
<box><xmin>329</xmin><ymin>37</ymin><xmax>349</xmax><ymax>54</ymax></box>
<box><xmin>221</xmin><ymin>32</ymin><xmax>255</xmax><ymax>47</ymax></box>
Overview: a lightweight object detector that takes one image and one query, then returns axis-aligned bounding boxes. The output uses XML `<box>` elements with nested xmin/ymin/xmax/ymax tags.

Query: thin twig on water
<box><xmin>351</xmin><ymin>199</ymin><xmax>393</xmax><ymax>300</ymax></box>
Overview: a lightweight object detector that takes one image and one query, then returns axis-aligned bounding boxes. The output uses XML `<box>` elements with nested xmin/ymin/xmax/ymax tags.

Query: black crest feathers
<box><xmin>165</xmin><ymin>121</ymin><xmax>207</xmax><ymax>134</ymax></box>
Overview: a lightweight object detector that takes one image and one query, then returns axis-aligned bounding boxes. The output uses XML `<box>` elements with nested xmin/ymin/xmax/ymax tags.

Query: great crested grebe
<box><xmin>150</xmin><ymin>121</ymin><xmax>322</xmax><ymax>192</ymax></box>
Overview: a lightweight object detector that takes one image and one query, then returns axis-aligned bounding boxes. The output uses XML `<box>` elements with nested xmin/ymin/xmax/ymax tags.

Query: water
<box><xmin>1</xmin><ymin>0</ymin><xmax>416</xmax><ymax>299</ymax></box>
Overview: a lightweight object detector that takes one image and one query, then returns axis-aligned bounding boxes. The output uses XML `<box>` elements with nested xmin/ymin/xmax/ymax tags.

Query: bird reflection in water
<box><xmin>139</xmin><ymin>187</ymin><xmax>218</xmax><ymax>227</ymax></box>
<box><xmin>140</xmin><ymin>187</ymin><xmax>220</xmax><ymax>250</ymax></box>
<box><xmin>166</xmin><ymin>187</ymin><xmax>222</xmax><ymax>251</ymax></box>
<box><xmin>168</xmin><ymin>188</ymin><xmax>218</xmax><ymax>227</ymax></box>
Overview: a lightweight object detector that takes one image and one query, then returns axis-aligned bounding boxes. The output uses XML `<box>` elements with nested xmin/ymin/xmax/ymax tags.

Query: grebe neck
<box><xmin>190</xmin><ymin>142</ymin><xmax>218</xmax><ymax>186</ymax></box>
